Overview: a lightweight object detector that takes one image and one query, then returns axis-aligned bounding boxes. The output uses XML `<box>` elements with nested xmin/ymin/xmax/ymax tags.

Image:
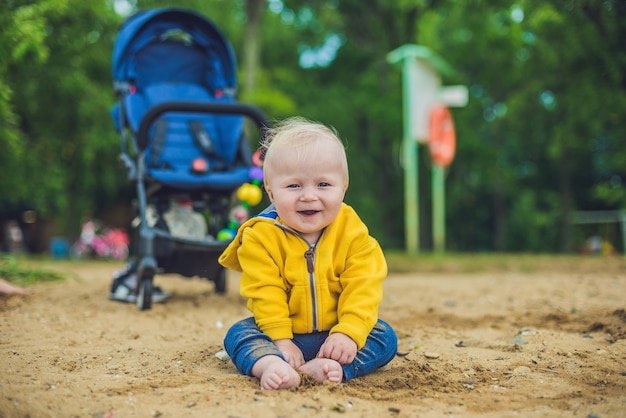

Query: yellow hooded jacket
<box><xmin>218</xmin><ymin>203</ymin><xmax>387</xmax><ymax>349</ymax></box>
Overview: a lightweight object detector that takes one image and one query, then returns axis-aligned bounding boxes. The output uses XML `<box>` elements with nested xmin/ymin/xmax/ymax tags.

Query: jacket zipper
<box><xmin>274</xmin><ymin>220</ymin><xmax>322</xmax><ymax>333</ymax></box>
<box><xmin>304</xmin><ymin>245</ymin><xmax>319</xmax><ymax>331</ymax></box>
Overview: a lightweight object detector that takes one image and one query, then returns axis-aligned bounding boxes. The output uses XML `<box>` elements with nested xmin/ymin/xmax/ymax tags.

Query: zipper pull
<box><xmin>304</xmin><ymin>249</ymin><xmax>315</xmax><ymax>273</ymax></box>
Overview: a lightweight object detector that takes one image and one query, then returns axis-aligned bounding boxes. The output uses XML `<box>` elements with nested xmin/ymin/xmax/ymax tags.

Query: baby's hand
<box><xmin>318</xmin><ymin>333</ymin><xmax>357</xmax><ymax>364</ymax></box>
<box><xmin>274</xmin><ymin>339</ymin><xmax>305</xmax><ymax>368</ymax></box>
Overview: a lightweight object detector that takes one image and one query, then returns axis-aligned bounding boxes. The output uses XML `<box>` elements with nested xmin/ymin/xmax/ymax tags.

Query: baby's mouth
<box><xmin>299</xmin><ymin>210</ymin><xmax>319</xmax><ymax>216</ymax></box>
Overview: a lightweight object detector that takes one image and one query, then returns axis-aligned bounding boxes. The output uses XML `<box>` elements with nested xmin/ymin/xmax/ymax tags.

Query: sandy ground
<box><xmin>1</xmin><ymin>256</ymin><xmax>625</xmax><ymax>418</ymax></box>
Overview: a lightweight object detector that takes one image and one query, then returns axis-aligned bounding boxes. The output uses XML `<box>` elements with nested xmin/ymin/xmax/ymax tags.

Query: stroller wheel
<box><xmin>137</xmin><ymin>277</ymin><xmax>153</xmax><ymax>310</ymax></box>
<box><xmin>214</xmin><ymin>268</ymin><xmax>227</xmax><ymax>294</ymax></box>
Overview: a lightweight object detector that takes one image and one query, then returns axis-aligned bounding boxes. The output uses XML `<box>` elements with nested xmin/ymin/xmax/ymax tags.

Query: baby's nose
<box><xmin>300</xmin><ymin>187</ymin><xmax>319</xmax><ymax>201</ymax></box>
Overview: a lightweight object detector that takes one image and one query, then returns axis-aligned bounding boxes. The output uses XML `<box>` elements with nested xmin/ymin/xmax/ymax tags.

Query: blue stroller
<box><xmin>111</xmin><ymin>7</ymin><xmax>267</xmax><ymax>309</ymax></box>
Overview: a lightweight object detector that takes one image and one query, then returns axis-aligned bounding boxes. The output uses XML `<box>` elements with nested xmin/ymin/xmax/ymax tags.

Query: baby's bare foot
<box><xmin>251</xmin><ymin>355</ymin><xmax>301</xmax><ymax>390</ymax></box>
<box><xmin>299</xmin><ymin>358</ymin><xmax>343</xmax><ymax>383</ymax></box>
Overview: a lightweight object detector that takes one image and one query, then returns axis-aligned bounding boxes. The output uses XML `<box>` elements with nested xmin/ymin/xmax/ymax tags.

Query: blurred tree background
<box><xmin>1</xmin><ymin>0</ymin><xmax>624</xmax><ymax>253</ymax></box>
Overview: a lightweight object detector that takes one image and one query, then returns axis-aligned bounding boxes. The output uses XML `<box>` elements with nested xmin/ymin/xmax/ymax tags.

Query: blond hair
<box><xmin>262</xmin><ymin>117</ymin><xmax>349</xmax><ymax>184</ymax></box>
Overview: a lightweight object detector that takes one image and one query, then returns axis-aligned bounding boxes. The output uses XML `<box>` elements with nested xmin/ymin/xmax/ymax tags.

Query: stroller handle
<box><xmin>136</xmin><ymin>101</ymin><xmax>269</xmax><ymax>151</ymax></box>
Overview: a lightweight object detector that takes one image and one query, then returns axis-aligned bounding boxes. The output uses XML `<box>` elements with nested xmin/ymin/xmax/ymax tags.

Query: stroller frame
<box><xmin>111</xmin><ymin>8</ymin><xmax>268</xmax><ymax>310</ymax></box>
<box><xmin>130</xmin><ymin>103</ymin><xmax>266</xmax><ymax>310</ymax></box>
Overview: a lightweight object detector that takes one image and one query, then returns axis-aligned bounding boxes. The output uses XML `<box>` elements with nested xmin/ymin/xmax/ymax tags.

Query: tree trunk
<box><xmin>243</xmin><ymin>0</ymin><xmax>266</xmax><ymax>97</ymax></box>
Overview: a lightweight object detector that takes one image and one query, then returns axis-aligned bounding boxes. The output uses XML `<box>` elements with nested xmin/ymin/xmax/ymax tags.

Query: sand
<box><xmin>1</xmin><ymin>256</ymin><xmax>625</xmax><ymax>417</ymax></box>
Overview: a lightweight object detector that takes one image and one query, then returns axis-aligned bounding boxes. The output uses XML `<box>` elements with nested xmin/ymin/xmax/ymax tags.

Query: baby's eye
<box><xmin>318</xmin><ymin>182</ymin><xmax>330</xmax><ymax>187</ymax></box>
<box><xmin>287</xmin><ymin>184</ymin><xmax>300</xmax><ymax>189</ymax></box>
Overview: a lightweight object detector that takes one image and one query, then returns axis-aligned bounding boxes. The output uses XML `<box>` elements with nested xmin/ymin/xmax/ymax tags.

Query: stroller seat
<box><xmin>124</xmin><ymin>82</ymin><xmax>251</xmax><ymax>190</ymax></box>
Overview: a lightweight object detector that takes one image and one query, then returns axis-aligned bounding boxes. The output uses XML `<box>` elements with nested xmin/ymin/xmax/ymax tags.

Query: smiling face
<box><xmin>263</xmin><ymin>128</ymin><xmax>349</xmax><ymax>244</ymax></box>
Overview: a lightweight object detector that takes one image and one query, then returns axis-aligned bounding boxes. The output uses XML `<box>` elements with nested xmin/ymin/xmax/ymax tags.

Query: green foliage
<box><xmin>2</xmin><ymin>0</ymin><xmax>624</xmax><ymax>253</ymax></box>
<box><xmin>432</xmin><ymin>0</ymin><xmax>626</xmax><ymax>251</ymax></box>
<box><xmin>2</xmin><ymin>0</ymin><xmax>124</xmax><ymax>234</ymax></box>
<box><xmin>0</xmin><ymin>0</ymin><xmax>55</xmax><ymax>210</ymax></box>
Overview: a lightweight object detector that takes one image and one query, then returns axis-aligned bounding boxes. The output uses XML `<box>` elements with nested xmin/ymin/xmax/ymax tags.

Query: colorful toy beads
<box><xmin>217</xmin><ymin>151</ymin><xmax>265</xmax><ymax>241</ymax></box>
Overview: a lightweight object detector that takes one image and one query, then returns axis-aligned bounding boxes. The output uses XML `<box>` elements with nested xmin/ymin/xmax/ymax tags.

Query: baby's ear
<box><xmin>265</xmin><ymin>185</ymin><xmax>274</xmax><ymax>202</ymax></box>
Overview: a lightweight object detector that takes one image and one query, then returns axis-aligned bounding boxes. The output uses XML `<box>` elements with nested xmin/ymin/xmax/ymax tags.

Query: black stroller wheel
<box><xmin>214</xmin><ymin>268</ymin><xmax>227</xmax><ymax>294</ymax></box>
<box><xmin>137</xmin><ymin>276</ymin><xmax>153</xmax><ymax>310</ymax></box>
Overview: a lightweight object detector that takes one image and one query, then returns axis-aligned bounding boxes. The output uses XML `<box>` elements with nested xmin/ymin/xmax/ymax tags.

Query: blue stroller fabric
<box><xmin>111</xmin><ymin>7</ymin><xmax>250</xmax><ymax>190</ymax></box>
<box><xmin>112</xmin><ymin>8</ymin><xmax>236</xmax><ymax>92</ymax></box>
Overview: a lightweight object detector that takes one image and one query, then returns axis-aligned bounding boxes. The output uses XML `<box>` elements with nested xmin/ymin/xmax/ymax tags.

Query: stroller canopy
<box><xmin>112</xmin><ymin>7</ymin><xmax>238</xmax><ymax>94</ymax></box>
<box><xmin>110</xmin><ymin>7</ymin><xmax>253</xmax><ymax>191</ymax></box>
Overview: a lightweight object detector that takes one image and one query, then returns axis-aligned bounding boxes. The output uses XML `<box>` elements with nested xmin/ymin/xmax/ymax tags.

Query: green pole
<box><xmin>432</xmin><ymin>164</ymin><xmax>445</xmax><ymax>252</ymax></box>
<box><xmin>402</xmin><ymin>58</ymin><xmax>419</xmax><ymax>255</ymax></box>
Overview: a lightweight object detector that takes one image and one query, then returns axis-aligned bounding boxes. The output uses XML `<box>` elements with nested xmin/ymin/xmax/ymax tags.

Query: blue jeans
<box><xmin>223</xmin><ymin>317</ymin><xmax>397</xmax><ymax>381</ymax></box>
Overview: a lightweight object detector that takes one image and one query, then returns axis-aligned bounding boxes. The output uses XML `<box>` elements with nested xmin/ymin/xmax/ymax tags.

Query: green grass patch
<box><xmin>384</xmin><ymin>251</ymin><xmax>624</xmax><ymax>274</ymax></box>
<box><xmin>0</xmin><ymin>255</ymin><xmax>67</xmax><ymax>286</ymax></box>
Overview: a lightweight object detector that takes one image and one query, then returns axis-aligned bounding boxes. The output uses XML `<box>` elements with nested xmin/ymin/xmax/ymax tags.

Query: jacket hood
<box><xmin>218</xmin><ymin>205</ymin><xmax>279</xmax><ymax>271</ymax></box>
